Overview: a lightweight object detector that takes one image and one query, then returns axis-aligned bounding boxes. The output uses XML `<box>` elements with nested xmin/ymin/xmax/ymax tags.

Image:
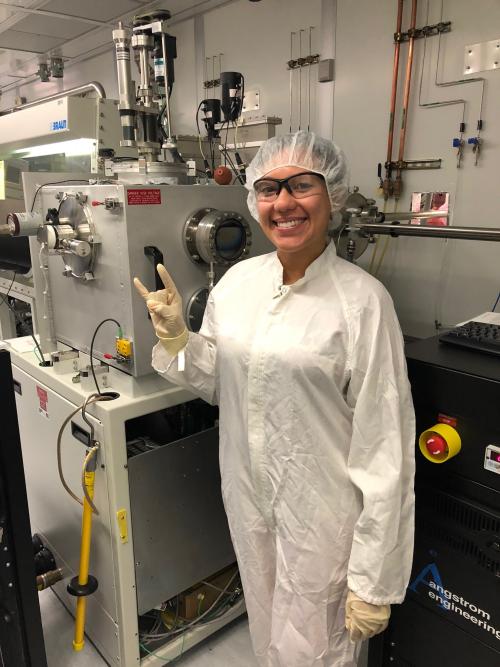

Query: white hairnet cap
<box><xmin>245</xmin><ymin>130</ymin><xmax>348</xmax><ymax>221</ymax></box>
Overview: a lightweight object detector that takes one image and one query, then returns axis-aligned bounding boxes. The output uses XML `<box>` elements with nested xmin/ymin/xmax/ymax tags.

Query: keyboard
<box><xmin>439</xmin><ymin>321</ymin><xmax>500</xmax><ymax>357</ymax></box>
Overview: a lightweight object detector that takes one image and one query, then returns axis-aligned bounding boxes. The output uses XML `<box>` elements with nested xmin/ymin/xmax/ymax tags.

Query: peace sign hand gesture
<box><xmin>134</xmin><ymin>264</ymin><xmax>187</xmax><ymax>341</ymax></box>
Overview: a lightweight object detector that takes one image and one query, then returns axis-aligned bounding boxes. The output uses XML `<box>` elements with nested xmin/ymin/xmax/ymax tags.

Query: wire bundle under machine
<box><xmin>139</xmin><ymin>568</ymin><xmax>243</xmax><ymax>657</ymax></box>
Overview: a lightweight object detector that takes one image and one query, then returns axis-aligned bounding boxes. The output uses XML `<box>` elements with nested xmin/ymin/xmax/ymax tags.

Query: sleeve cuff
<box><xmin>157</xmin><ymin>327</ymin><xmax>189</xmax><ymax>356</ymax></box>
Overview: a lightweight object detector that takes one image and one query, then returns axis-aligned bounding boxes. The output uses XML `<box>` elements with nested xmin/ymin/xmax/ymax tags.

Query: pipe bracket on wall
<box><xmin>385</xmin><ymin>158</ymin><xmax>442</xmax><ymax>171</ymax></box>
<box><xmin>395</xmin><ymin>20</ymin><xmax>451</xmax><ymax>43</ymax></box>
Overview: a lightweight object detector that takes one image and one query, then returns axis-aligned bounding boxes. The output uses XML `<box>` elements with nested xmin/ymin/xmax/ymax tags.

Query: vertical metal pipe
<box><xmin>298</xmin><ymin>29</ymin><xmax>304</xmax><ymax>130</ymax></box>
<box><xmin>289</xmin><ymin>32</ymin><xmax>295</xmax><ymax>132</ymax></box>
<box><xmin>398</xmin><ymin>0</ymin><xmax>417</xmax><ymax>164</ymax></box>
<box><xmin>386</xmin><ymin>0</ymin><xmax>404</xmax><ymax>165</ymax></box>
<box><xmin>139</xmin><ymin>49</ymin><xmax>148</xmax><ymax>96</ymax></box>
<box><xmin>395</xmin><ymin>0</ymin><xmax>418</xmax><ymax>198</ymax></box>
<box><xmin>161</xmin><ymin>32</ymin><xmax>173</xmax><ymax>142</ymax></box>
<box><xmin>218</xmin><ymin>53</ymin><xmax>223</xmax><ymax>98</ymax></box>
<box><xmin>308</xmin><ymin>26</ymin><xmax>314</xmax><ymax>132</ymax></box>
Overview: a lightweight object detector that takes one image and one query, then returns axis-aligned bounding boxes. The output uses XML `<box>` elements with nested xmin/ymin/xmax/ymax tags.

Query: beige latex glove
<box><xmin>134</xmin><ymin>263</ymin><xmax>189</xmax><ymax>356</ymax></box>
<box><xmin>345</xmin><ymin>590</ymin><xmax>390</xmax><ymax>642</ymax></box>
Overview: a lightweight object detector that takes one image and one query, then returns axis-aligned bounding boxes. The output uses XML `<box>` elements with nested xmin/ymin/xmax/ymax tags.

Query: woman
<box><xmin>134</xmin><ymin>131</ymin><xmax>415</xmax><ymax>667</ymax></box>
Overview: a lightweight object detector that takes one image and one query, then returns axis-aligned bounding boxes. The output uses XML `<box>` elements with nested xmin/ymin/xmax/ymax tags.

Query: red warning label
<box><xmin>127</xmin><ymin>188</ymin><xmax>162</xmax><ymax>205</ymax></box>
<box><xmin>36</xmin><ymin>385</ymin><xmax>48</xmax><ymax>417</ymax></box>
<box><xmin>438</xmin><ymin>413</ymin><xmax>457</xmax><ymax>427</ymax></box>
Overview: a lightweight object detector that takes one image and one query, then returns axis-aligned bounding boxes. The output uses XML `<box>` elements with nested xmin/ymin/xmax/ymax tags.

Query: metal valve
<box><xmin>468</xmin><ymin>136</ymin><xmax>482</xmax><ymax>165</ymax></box>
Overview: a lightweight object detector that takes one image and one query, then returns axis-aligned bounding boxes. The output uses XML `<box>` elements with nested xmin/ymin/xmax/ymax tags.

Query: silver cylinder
<box><xmin>6</xmin><ymin>211</ymin><xmax>43</xmax><ymax>237</ymax></box>
<box><xmin>66</xmin><ymin>240</ymin><xmax>92</xmax><ymax>258</ymax></box>
<box><xmin>113</xmin><ymin>24</ymin><xmax>136</xmax><ymax>113</ymax></box>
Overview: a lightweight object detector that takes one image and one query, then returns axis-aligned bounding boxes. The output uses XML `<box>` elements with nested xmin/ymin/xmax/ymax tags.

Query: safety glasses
<box><xmin>253</xmin><ymin>171</ymin><xmax>325</xmax><ymax>201</ymax></box>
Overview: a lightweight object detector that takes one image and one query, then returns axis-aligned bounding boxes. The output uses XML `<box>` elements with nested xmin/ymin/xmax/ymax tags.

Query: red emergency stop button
<box><xmin>419</xmin><ymin>423</ymin><xmax>461</xmax><ymax>463</ymax></box>
<box><xmin>425</xmin><ymin>434</ymin><xmax>448</xmax><ymax>457</ymax></box>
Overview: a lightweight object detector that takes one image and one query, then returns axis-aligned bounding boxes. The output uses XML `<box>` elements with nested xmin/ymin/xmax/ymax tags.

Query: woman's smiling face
<box><xmin>255</xmin><ymin>165</ymin><xmax>331</xmax><ymax>258</ymax></box>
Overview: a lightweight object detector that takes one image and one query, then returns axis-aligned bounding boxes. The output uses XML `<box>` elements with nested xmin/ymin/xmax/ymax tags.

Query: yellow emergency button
<box><xmin>419</xmin><ymin>423</ymin><xmax>461</xmax><ymax>463</ymax></box>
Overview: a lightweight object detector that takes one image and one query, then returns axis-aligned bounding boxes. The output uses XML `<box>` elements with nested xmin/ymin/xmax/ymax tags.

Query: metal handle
<box><xmin>144</xmin><ymin>246</ymin><xmax>164</xmax><ymax>291</ymax></box>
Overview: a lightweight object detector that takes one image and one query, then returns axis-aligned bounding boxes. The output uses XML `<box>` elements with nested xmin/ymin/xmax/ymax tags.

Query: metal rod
<box><xmin>298</xmin><ymin>29</ymin><xmax>304</xmax><ymax>130</ymax></box>
<box><xmin>308</xmin><ymin>26</ymin><xmax>314</xmax><ymax>132</ymax></box>
<box><xmin>139</xmin><ymin>48</ymin><xmax>150</xmax><ymax>103</ymax></box>
<box><xmin>383</xmin><ymin>210</ymin><xmax>448</xmax><ymax>221</ymax></box>
<box><xmin>0</xmin><ymin>82</ymin><xmax>106</xmax><ymax>115</ymax></box>
<box><xmin>354</xmin><ymin>222</ymin><xmax>500</xmax><ymax>242</ymax></box>
<box><xmin>289</xmin><ymin>32</ymin><xmax>296</xmax><ymax>132</ymax></box>
<box><xmin>161</xmin><ymin>32</ymin><xmax>173</xmax><ymax>141</ymax></box>
<box><xmin>205</xmin><ymin>56</ymin><xmax>210</xmax><ymax>89</ymax></box>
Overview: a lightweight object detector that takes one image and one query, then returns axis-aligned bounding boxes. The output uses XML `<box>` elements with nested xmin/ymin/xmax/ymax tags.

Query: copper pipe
<box><xmin>386</xmin><ymin>0</ymin><xmax>404</xmax><ymax>166</ymax></box>
<box><xmin>397</xmin><ymin>0</ymin><xmax>418</xmax><ymax>166</ymax></box>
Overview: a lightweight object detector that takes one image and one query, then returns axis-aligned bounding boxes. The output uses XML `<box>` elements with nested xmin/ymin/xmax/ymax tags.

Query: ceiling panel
<box><xmin>0</xmin><ymin>28</ymin><xmax>65</xmax><ymax>53</ymax></box>
<box><xmin>0</xmin><ymin>0</ymin><xmax>49</xmax><ymax>28</ymax></box>
<box><xmin>43</xmin><ymin>0</ymin><xmax>153</xmax><ymax>23</ymax></box>
<box><xmin>60</xmin><ymin>27</ymin><xmax>111</xmax><ymax>59</ymax></box>
<box><xmin>11</xmin><ymin>14</ymin><xmax>94</xmax><ymax>40</ymax></box>
<box><xmin>0</xmin><ymin>6</ymin><xmax>16</xmax><ymax>24</ymax></box>
<box><xmin>0</xmin><ymin>47</ymin><xmax>34</xmax><ymax>70</ymax></box>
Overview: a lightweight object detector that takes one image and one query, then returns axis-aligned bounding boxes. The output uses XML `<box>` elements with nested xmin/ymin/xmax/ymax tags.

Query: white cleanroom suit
<box><xmin>152</xmin><ymin>241</ymin><xmax>415</xmax><ymax>666</ymax></box>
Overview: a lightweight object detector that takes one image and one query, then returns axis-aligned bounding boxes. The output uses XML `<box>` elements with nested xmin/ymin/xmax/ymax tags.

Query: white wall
<box><xmin>333</xmin><ymin>0</ymin><xmax>500</xmax><ymax>337</ymax></box>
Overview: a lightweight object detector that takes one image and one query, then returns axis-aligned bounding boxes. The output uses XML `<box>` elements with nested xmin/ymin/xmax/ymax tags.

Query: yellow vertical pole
<box><xmin>73</xmin><ymin>468</ymin><xmax>95</xmax><ymax>651</ymax></box>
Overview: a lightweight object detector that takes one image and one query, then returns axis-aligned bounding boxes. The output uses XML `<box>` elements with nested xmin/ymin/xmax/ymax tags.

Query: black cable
<box><xmin>89</xmin><ymin>318</ymin><xmax>122</xmax><ymax>394</ymax></box>
<box><xmin>240</xmin><ymin>74</ymin><xmax>245</xmax><ymax>119</ymax></box>
<box><xmin>195</xmin><ymin>100</ymin><xmax>203</xmax><ymax>138</ymax></box>
<box><xmin>224</xmin><ymin>121</ymin><xmax>230</xmax><ymax>165</ymax></box>
<box><xmin>0</xmin><ymin>271</ymin><xmax>16</xmax><ymax>307</ymax></box>
<box><xmin>158</xmin><ymin>103</ymin><xmax>168</xmax><ymax>141</ymax></box>
<box><xmin>220</xmin><ymin>147</ymin><xmax>244</xmax><ymax>184</ymax></box>
<box><xmin>30</xmin><ymin>180</ymin><xmax>89</xmax><ymax>213</ymax></box>
<box><xmin>210</xmin><ymin>137</ymin><xmax>216</xmax><ymax>173</ymax></box>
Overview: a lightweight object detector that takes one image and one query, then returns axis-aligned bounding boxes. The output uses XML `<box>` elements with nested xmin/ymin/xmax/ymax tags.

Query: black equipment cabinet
<box><xmin>369</xmin><ymin>337</ymin><xmax>500</xmax><ymax>666</ymax></box>
<box><xmin>0</xmin><ymin>349</ymin><xmax>47</xmax><ymax>667</ymax></box>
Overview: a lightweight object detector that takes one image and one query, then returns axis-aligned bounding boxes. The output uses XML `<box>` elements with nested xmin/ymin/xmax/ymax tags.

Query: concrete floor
<box><xmin>40</xmin><ymin>589</ymin><xmax>368</xmax><ymax>666</ymax></box>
